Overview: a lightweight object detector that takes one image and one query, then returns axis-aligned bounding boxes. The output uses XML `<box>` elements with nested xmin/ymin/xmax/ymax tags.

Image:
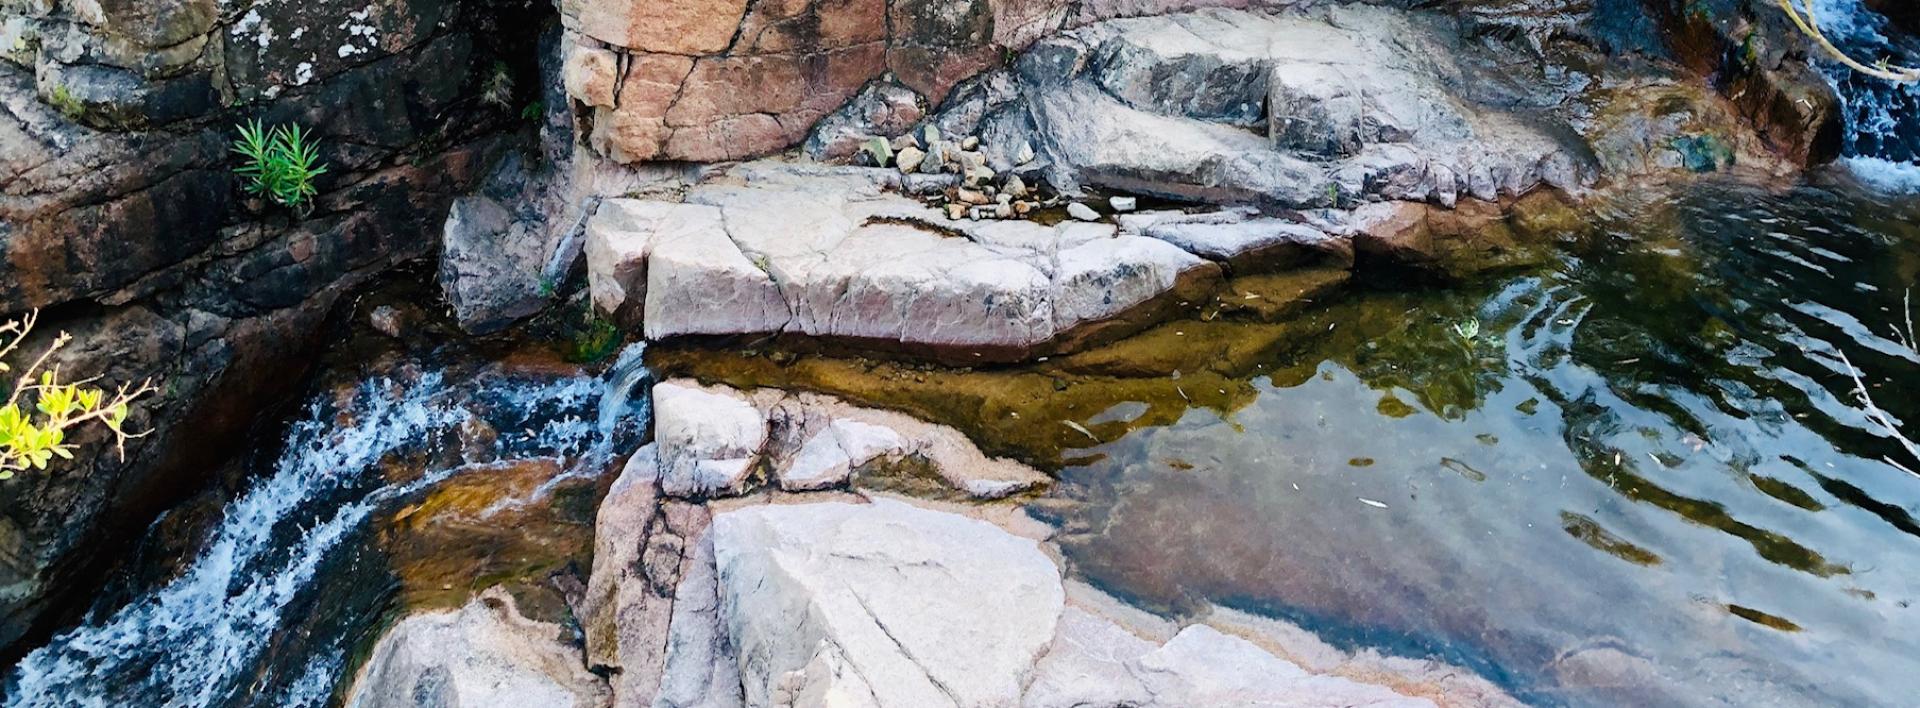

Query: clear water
<box><xmin>1045</xmin><ymin>183</ymin><xmax>1920</xmax><ymax>706</ymax></box>
<box><xmin>1</xmin><ymin>345</ymin><xmax>650</xmax><ymax>707</ymax></box>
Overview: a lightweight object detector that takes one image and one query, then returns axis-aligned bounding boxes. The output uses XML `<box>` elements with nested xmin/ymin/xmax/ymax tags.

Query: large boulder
<box><xmin>711</xmin><ymin>498</ymin><xmax>1066</xmax><ymax>707</ymax></box>
<box><xmin>345</xmin><ymin>589</ymin><xmax>611</xmax><ymax>708</ymax></box>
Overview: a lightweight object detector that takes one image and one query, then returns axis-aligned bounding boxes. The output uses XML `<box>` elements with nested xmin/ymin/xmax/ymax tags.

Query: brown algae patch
<box><xmin>377</xmin><ymin>457</ymin><xmax>610</xmax><ymax>623</ymax></box>
<box><xmin>1725</xmin><ymin>604</ymin><xmax>1803</xmax><ymax>632</ymax></box>
<box><xmin>1559</xmin><ymin>511</ymin><xmax>1663</xmax><ymax>566</ymax></box>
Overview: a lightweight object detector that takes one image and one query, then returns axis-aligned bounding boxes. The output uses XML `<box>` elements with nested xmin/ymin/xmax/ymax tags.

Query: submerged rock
<box><xmin>345</xmin><ymin>588</ymin><xmax>610</xmax><ymax>708</ymax></box>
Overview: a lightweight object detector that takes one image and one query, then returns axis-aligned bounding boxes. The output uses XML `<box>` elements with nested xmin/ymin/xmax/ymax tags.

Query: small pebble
<box><xmin>1067</xmin><ymin>202</ymin><xmax>1101</xmax><ymax>222</ymax></box>
<box><xmin>957</xmin><ymin>188</ymin><xmax>990</xmax><ymax>205</ymax></box>
<box><xmin>962</xmin><ymin>135</ymin><xmax>980</xmax><ymax>150</ymax></box>
<box><xmin>896</xmin><ymin>146</ymin><xmax>927</xmax><ymax>173</ymax></box>
<box><xmin>1014</xmin><ymin>201</ymin><xmax>1033</xmax><ymax>215</ymax></box>
<box><xmin>1004</xmin><ymin>175</ymin><xmax>1029</xmax><ymax>198</ymax></box>
<box><xmin>1109</xmin><ymin>196</ymin><xmax>1138</xmax><ymax>212</ymax></box>
<box><xmin>946</xmin><ymin>203</ymin><xmax>966</xmax><ymax>220</ymax></box>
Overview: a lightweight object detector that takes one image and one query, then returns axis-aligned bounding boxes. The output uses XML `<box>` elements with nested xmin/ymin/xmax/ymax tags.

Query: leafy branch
<box><xmin>1777</xmin><ymin>0</ymin><xmax>1920</xmax><ymax>82</ymax></box>
<box><xmin>232</xmin><ymin>120</ymin><xmax>328</xmax><ymax>213</ymax></box>
<box><xmin>0</xmin><ymin>312</ymin><xmax>157</xmax><ymax>479</ymax></box>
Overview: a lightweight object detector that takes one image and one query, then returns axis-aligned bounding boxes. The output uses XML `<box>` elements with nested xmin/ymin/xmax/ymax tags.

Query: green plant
<box><xmin>566</xmin><ymin>313</ymin><xmax>622</xmax><ymax>364</ymax></box>
<box><xmin>232</xmin><ymin>120</ymin><xmax>329</xmax><ymax>212</ymax></box>
<box><xmin>1451</xmin><ymin>317</ymin><xmax>1481</xmax><ymax>340</ymax></box>
<box><xmin>45</xmin><ymin>85</ymin><xmax>83</xmax><ymax>119</ymax></box>
<box><xmin>0</xmin><ymin>311</ymin><xmax>156</xmax><ymax>479</ymax></box>
<box><xmin>520</xmin><ymin>100</ymin><xmax>545</xmax><ymax>122</ymax></box>
<box><xmin>482</xmin><ymin>60</ymin><xmax>515</xmax><ymax>108</ymax></box>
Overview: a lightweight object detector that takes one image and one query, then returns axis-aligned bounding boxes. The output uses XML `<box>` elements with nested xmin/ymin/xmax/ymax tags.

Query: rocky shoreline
<box><xmin>348</xmin><ymin>379</ymin><xmax>1522</xmax><ymax>708</ymax></box>
<box><xmin>1</xmin><ymin>0</ymin><xmax>1913</xmax><ymax>704</ymax></box>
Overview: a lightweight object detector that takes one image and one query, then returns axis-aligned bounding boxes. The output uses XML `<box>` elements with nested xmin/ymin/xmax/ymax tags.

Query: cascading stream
<box><xmin>1813</xmin><ymin>0</ymin><xmax>1920</xmax><ymax>189</ymax></box>
<box><xmin>2</xmin><ymin>344</ymin><xmax>650</xmax><ymax>708</ymax></box>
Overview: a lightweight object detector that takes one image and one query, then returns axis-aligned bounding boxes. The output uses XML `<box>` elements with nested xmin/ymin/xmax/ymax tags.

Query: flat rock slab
<box><xmin>585</xmin><ymin>164</ymin><xmax>1225</xmax><ymax>360</ymax></box>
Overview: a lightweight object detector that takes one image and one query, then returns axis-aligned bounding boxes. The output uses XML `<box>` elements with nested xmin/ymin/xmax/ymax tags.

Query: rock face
<box><xmin>558</xmin><ymin>0</ymin><xmax>1364</xmax><ymax>163</ymax></box>
<box><xmin>560</xmin><ymin>0</ymin><xmax>1842</xmax><ymax>184</ymax></box>
<box><xmin>1638</xmin><ymin>0</ymin><xmax>1844</xmax><ymax>167</ymax></box>
<box><xmin>0</xmin><ymin>0</ymin><xmax>544</xmax><ymax>652</ymax></box>
<box><xmin>346</xmin><ymin>588</ymin><xmax>611</xmax><ymax>708</ymax></box>
<box><xmin>977</xmin><ymin>6</ymin><xmax>1593</xmax><ymax>208</ymax></box>
<box><xmin>713</xmin><ymin>499</ymin><xmax>1066</xmax><ymax>707</ymax></box>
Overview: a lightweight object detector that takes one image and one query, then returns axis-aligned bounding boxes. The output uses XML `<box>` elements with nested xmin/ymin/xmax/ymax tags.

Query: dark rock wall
<box><xmin>0</xmin><ymin>0</ymin><xmax>549</xmax><ymax>654</ymax></box>
<box><xmin>1633</xmin><ymin>0</ymin><xmax>1845</xmax><ymax>165</ymax></box>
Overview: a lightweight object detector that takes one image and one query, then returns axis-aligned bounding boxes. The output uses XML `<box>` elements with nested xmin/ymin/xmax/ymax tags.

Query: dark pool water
<box><xmin>1046</xmin><ymin>182</ymin><xmax>1920</xmax><ymax>707</ymax></box>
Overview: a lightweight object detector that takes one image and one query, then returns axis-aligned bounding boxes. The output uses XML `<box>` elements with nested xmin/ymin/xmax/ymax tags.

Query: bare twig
<box><xmin>1836</xmin><ymin>350</ymin><xmax>1919</xmax><ymax>474</ymax></box>
<box><xmin>1777</xmin><ymin>0</ymin><xmax>1920</xmax><ymax>83</ymax></box>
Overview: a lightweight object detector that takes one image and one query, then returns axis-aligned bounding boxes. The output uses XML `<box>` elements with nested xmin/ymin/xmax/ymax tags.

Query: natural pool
<box><xmin>1039</xmin><ymin>182</ymin><xmax>1920</xmax><ymax>706</ymax></box>
<box><xmin>661</xmin><ymin>179</ymin><xmax>1920</xmax><ymax>707</ymax></box>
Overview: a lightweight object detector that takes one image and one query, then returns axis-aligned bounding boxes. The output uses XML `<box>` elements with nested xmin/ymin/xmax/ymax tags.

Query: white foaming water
<box><xmin>3</xmin><ymin>353</ymin><xmax>644</xmax><ymax>707</ymax></box>
<box><xmin>1841</xmin><ymin>155</ymin><xmax>1920</xmax><ymax>192</ymax></box>
<box><xmin>1812</xmin><ymin>0</ymin><xmax>1920</xmax><ymax>192</ymax></box>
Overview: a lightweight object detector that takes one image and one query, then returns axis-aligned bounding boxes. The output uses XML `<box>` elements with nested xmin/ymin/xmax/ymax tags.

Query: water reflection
<box><xmin>1045</xmin><ymin>183</ymin><xmax>1920</xmax><ymax>706</ymax></box>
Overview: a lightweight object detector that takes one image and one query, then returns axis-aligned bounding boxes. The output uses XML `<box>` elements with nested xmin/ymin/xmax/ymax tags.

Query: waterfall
<box><xmin>1812</xmin><ymin>0</ymin><xmax>1920</xmax><ymax>190</ymax></box>
<box><xmin>2</xmin><ymin>344</ymin><xmax>651</xmax><ymax>707</ymax></box>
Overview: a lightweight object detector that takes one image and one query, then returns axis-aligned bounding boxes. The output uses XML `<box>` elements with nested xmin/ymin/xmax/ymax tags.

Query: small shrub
<box><xmin>481</xmin><ymin>61</ymin><xmax>515</xmax><ymax>108</ymax></box>
<box><xmin>232</xmin><ymin>120</ymin><xmax>329</xmax><ymax>212</ymax></box>
<box><xmin>0</xmin><ymin>312</ymin><xmax>156</xmax><ymax>479</ymax></box>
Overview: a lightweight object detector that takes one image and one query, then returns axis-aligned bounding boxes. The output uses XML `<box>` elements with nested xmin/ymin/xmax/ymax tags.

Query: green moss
<box><xmin>45</xmin><ymin>85</ymin><xmax>84</xmax><ymax>119</ymax></box>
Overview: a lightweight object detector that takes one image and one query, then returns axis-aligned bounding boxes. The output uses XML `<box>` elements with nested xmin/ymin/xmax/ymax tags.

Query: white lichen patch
<box><xmin>335</xmin><ymin>4</ymin><xmax>378</xmax><ymax>58</ymax></box>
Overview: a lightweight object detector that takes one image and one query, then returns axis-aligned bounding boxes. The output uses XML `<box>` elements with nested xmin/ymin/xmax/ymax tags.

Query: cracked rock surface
<box><xmin>586</xmin><ymin>164</ymin><xmax>1225</xmax><ymax>360</ymax></box>
<box><xmin>590</xmin><ymin>493</ymin><xmax>1519</xmax><ymax>708</ymax></box>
